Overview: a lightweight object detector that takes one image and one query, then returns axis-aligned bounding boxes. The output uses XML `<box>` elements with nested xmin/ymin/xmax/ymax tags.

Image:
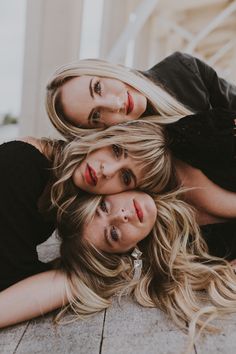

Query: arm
<box><xmin>0</xmin><ymin>270</ymin><xmax>68</xmax><ymax>329</ymax></box>
<box><xmin>175</xmin><ymin>159</ymin><xmax>236</xmax><ymax>219</ymax></box>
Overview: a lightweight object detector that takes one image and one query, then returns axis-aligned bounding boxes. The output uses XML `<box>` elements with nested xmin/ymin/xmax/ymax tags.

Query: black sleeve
<box><xmin>0</xmin><ymin>141</ymin><xmax>54</xmax><ymax>290</ymax></box>
<box><xmin>181</xmin><ymin>52</ymin><xmax>236</xmax><ymax>111</ymax></box>
<box><xmin>166</xmin><ymin>108</ymin><xmax>236</xmax><ymax>168</ymax></box>
<box><xmin>201</xmin><ymin>221</ymin><xmax>236</xmax><ymax>261</ymax></box>
<box><xmin>145</xmin><ymin>52</ymin><xmax>236</xmax><ymax>112</ymax></box>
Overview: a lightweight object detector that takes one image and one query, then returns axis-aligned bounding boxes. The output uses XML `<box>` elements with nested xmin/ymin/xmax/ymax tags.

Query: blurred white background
<box><xmin>0</xmin><ymin>0</ymin><xmax>236</xmax><ymax>142</ymax></box>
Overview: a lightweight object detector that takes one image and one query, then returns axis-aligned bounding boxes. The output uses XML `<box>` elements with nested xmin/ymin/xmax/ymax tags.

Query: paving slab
<box><xmin>101</xmin><ymin>297</ymin><xmax>188</xmax><ymax>354</ymax></box>
<box><xmin>0</xmin><ymin>322</ymin><xmax>29</xmax><ymax>354</ymax></box>
<box><xmin>3</xmin><ymin>240</ymin><xmax>236</xmax><ymax>354</ymax></box>
<box><xmin>196</xmin><ymin>321</ymin><xmax>236</xmax><ymax>354</ymax></box>
<box><xmin>15</xmin><ymin>311</ymin><xmax>104</xmax><ymax>354</ymax></box>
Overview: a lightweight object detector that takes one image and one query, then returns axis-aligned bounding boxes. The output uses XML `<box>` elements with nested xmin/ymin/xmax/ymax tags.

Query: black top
<box><xmin>166</xmin><ymin>110</ymin><xmax>236</xmax><ymax>260</ymax></box>
<box><xmin>143</xmin><ymin>51</ymin><xmax>236</xmax><ymax>112</ymax></box>
<box><xmin>0</xmin><ymin>141</ymin><xmax>55</xmax><ymax>291</ymax></box>
<box><xmin>166</xmin><ymin>108</ymin><xmax>236</xmax><ymax>192</ymax></box>
<box><xmin>143</xmin><ymin>52</ymin><xmax>236</xmax><ymax>260</ymax></box>
<box><xmin>201</xmin><ymin>221</ymin><xmax>236</xmax><ymax>261</ymax></box>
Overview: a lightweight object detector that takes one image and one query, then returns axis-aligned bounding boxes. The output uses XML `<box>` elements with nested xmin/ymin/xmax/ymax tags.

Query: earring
<box><xmin>131</xmin><ymin>247</ymin><xmax>143</xmax><ymax>281</ymax></box>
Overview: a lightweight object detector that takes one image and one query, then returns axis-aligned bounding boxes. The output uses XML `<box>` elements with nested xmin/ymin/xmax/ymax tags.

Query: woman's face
<box><xmin>60</xmin><ymin>76</ymin><xmax>147</xmax><ymax>128</ymax></box>
<box><xmin>82</xmin><ymin>191</ymin><xmax>157</xmax><ymax>253</ymax></box>
<box><xmin>73</xmin><ymin>144</ymin><xmax>143</xmax><ymax>194</ymax></box>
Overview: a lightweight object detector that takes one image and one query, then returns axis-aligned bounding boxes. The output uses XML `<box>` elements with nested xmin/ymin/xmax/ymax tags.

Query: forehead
<box><xmin>61</xmin><ymin>76</ymin><xmax>91</xmax><ymax>99</ymax></box>
<box><xmin>60</xmin><ymin>76</ymin><xmax>93</xmax><ymax>126</ymax></box>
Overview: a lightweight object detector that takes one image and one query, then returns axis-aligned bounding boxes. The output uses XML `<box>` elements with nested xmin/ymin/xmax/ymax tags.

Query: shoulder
<box><xmin>150</xmin><ymin>52</ymin><xmax>210</xmax><ymax>76</ymax></box>
<box><xmin>174</xmin><ymin>159</ymin><xmax>203</xmax><ymax>187</ymax></box>
<box><xmin>17</xmin><ymin>136</ymin><xmax>45</xmax><ymax>154</ymax></box>
<box><xmin>0</xmin><ymin>138</ymin><xmax>50</xmax><ymax>173</ymax></box>
<box><xmin>0</xmin><ymin>139</ymin><xmax>52</xmax><ymax>199</ymax></box>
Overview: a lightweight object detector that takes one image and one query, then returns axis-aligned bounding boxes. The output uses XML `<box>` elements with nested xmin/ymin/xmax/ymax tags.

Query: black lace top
<box><xmin>166</xmin><ymin>108</ymin><xmax>236</xmax><ymax>191</ymax></box>
<box><xmin>165</xmin><ymin>108</ymin><xmax>236</xmax><ymax>260</ymax></box>
<box><xmin>0</xmin><ymin>141</ymin><xmax>55</xmax><ymax>290</ymax></box>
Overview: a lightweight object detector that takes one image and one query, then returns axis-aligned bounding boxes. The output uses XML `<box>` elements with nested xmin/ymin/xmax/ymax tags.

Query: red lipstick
<box><xmin>126</xmin><ymin>92</ymin><xmax>134</xmax><ymax>115</ymax></box>
<box><xmin>133</xmin><ymin>199</ymin><xmax>143</xmax><ymax>222</ymax></box>
<box><xmin>85</xmin><ymin>163</ymin><xmax>98</xmax><ymax>186</ymax></box>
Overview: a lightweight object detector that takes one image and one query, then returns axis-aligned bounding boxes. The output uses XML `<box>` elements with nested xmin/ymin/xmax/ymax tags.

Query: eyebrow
<box><xmin>89</xmin><ymin>78</ymin><xmax>94</xmax><ymax>99</ymax></box>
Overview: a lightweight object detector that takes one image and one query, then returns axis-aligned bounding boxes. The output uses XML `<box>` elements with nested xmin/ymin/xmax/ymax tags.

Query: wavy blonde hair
<box><xmin>51</xmin><ymin>120</ymin><xmax>173</xmax><ymax>216</ymax></box>
<box><xmin>55</xmin><ymin>189</ymin><xmax>236</xmax><ymax>353</ymax></box>
<box><xmin>46</xmin><ymin>58</ymin><xmax>192</xmax><ymax>138</ymax></box>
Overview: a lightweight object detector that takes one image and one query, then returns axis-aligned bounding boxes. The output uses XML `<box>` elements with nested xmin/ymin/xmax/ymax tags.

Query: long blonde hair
<box><xmin>55</xmin><ymin>189</ymin><xmax>236</xmax><ymax>352</ymax></box>
<box><xmin>51</xmin><ymin>120</ymin><xmax>173</xmax><ymax>216</ymax></box>
<box><xmin>46</xmin><ymin>58</ymin><xmax>192</xmax><ymax>138</ymax></box>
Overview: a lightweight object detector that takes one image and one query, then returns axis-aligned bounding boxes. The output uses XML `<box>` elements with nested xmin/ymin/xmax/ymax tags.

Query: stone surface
<box><xmin>3</xmin><ymin>238</ymin><xmax>236</xmax><ymax>353</ymax></box>
<box><xmin>101</xmin><ymin>298</ymin><xmax>188</xmax><ymax>354</ymax></box>
<box><xmin>15</xmin><ymin>312</ymin><xmax>104</xmax><ymax>354</ymax></box>
<box><xmin>2</xmin><ymin>297</ymin><xmax>236</xmax><ymax>353</ymax></box>
<box><xmin>197</xmin><ymin>323</ymin><xmax>236</xmax><ymax>354</ymax></box>
<box><xmin>0</xmin><ymin>322</ymin><xmax>29</xmax><ymax>354</ymax></box>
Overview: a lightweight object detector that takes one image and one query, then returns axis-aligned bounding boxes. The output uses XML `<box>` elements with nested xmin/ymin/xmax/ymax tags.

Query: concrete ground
<box><xmin>1</xmin><ymin>237</ymin><xmax>236</xmax><ymax>354</ymax></box>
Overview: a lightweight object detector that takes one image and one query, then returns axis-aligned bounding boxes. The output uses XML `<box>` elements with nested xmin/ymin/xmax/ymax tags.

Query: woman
<box><xmin>0</xmin><ymin>133</ymin><xmax>160</xmax><ymax>327</ymax></box>
<box><xmin>0</xmin><ymin>188</ymin><xmax>158</xmax><ymax>329</ymax></box>
<box><xmin>53</xmin><ymin>116</ymin><xmax>236</xmax><ymax>350</ymax></box>
<box><xmin>46</xmin><ymin>52</ymin><xmax>236</xmax><ymax>137</ymax></box>
<box><xmin>0</xmin><ymin>121</ymin><xmax>170</xmax><ymax>292</ymax></box>
<box><xmin>2</xmin><ymin>118</ymin><xmax>236</xmax><ymax>336</ymax></box>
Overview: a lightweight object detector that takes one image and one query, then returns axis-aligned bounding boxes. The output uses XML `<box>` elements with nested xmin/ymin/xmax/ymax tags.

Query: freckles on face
<box><xmin>72</xmin><ymin>145</ymin><xmax>142</xmax><ymax>195</ymax></box>
<box><xmin>82</xmin><ymin>190</ymin><xmax>157</xmax><ymax>254</ymax></box>
<box><xmin>60</xmin><ymin>75</ymin><xmax>147</xmax><ymax>128</ymax></box>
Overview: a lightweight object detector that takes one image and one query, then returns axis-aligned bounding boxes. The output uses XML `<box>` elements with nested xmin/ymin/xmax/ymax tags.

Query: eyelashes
<box><xmin>91</xmin><ymin>80</ymin><xmax>102</xmax><ymax>125</ymax></box>
<box><xmin>91</xmin><ymin>110</ymin><xmax>101</xmax><ymax>124</ymax></box>
<box><xmin>94</xmin><ymin>80</ymin><xmax>102</xmax><ymax>96</ymax></box>
<box><xmin>112</xmin><ymin>145</ymin><xmax>133</xmax><ymax>186</ymax></box>
<box><xmin>112</xmin><ymin>144</ymin><xmax>123</xmax><ymax>158</ymax></box>
<box><xmin>110</xmin><ymin>226</ymin><xmax>119</xmax><ymax>241</ymax></box>
<box><xmin>121</xmin><ymin>169</ymin><xmax>132</xmax><ymax>186</ymax></box>
<box><xmin>99</xmin><ymin>199</ymin><xmax>120</xmax><ymax>243</ymax></box>
<box><xmin>100</xmin><ymin>199</ymin><xmax>108</xmax><ymax>213</ymax></box>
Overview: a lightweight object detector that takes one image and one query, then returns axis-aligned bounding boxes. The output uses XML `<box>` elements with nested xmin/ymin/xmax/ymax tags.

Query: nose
<box><xmin>101</xmin><ymin>161</ymin><xmax>120</xmax><ymax>179</ymax></box>
<box><xmin>111</xmin><ymin>209</ymin><xmax>133</xmax><ymax>223</ymax></box>
<box><xmin>101</xmin><ymin>94</ymin><xmax>124</xmax><ymax>113</ymax></box>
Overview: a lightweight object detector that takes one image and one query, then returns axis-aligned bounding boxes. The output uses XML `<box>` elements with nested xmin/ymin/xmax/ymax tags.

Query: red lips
<box><xmin>133</xmin><ymin>199</ymin><xmax>143</xmax><ymax>222</ymax></box>
<box><xmin>126</xmin><ymin>92</ymin><xmax>134</xmax><ymax>115</ymax></box>
<box><xmin>85</xmin><ymin>163</ymin><xmax>98</xmax><ymax>186</ymax></box>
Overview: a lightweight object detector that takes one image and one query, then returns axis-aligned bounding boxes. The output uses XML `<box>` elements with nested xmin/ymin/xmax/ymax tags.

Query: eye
<box><xmin>94</xmin><ymin>80</ymin><xmax>102</xmax><ymax>96</ymax></box>
<box><xmin>122</xmin><ymin>169</ymin><xmax>132</xmax><ymax>186</ymax></box>
<box><xmin>100</xmin><ymin>199</ymin><xmax>108</xmax><ymax>213</ymax></box>
<box><xmin>112</xmin><ymin>144</ymin><xmax>123</xmax><ymax>158</ymax></box>
<box><xmin>110</xmin><ymin>226</ymin><xmax>119</xmax><ymax>241</ymax></box>
<box><xmin>92</xmin><ymin>110</ymin><xmax>101</xmax><ymax>125</ymax></box>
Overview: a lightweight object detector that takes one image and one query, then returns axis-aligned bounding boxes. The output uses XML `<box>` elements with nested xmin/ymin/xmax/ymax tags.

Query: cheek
<box><xmin>72</xmin><ymin>167</ymin><xmax>80</xmax><ymax>186</ymax></box>
<box><xmin>109</xmin><ymin>81</ymin><xmax>124</xmax><ymax>93</ymax></box>
<box><xmin>84</xmin><ymin>224</ymin><xmax>102</xmax><ymax>246</ymax></box>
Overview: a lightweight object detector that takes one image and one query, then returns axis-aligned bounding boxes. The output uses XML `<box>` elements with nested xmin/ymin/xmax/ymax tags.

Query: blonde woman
<box><xmin>0</xmin><ymin>189</ymin><xmax>158</xmax><ymax>329</ymax></box>
<box><xmin>51</xmin><ymin>117</ymin><xmax>236</xmax><ymax>349</ymax></box>
<box><xmin>0</xmin><ymin>121</ymin><xmax>172</xmax><ymax>293</ymax></box>
<box><xmin>2</xmin><ymin>122</ymin><xmax>236</xmax><ymax>351</ymax></box>
<box><xmin>46</xmin><ymin>52</ymin><xmax>236</xmax><ymax>137</ymax></box>
<box><xmin>57</xmin><ymin>188</ymin><xmax>236</xmax><ymax>353</ymax></box>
